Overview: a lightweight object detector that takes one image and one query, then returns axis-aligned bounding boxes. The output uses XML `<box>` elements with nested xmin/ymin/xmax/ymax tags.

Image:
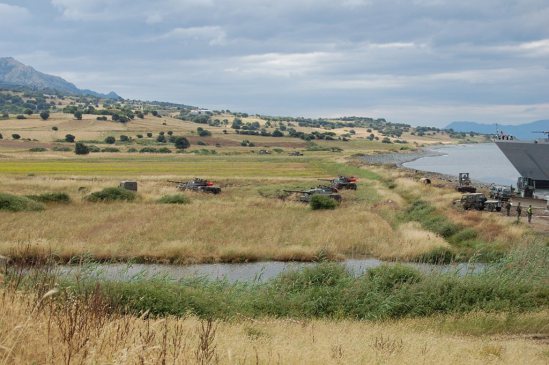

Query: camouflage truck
<box><xmin>284</xmin><ymin>186</ymin><xmax>342</xmax><ymax>203</ymax></box>
<box><xmin>169</xmin><ymin>178</ymin><xmax>221</xmax><ymax>194</ymax></box>
<box><xmin>318</xmin><ymin>176</ymin><xmax>358</xmax><ymax>190</ymax></box>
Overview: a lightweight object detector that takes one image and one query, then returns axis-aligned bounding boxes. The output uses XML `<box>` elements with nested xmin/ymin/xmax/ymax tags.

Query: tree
<box><xmin>16</xmin><ymin>115</ymin><xmax>26</xmax><ymax>120</ymax></box>
<box><xmin>119</xmin><ymin>135</ymin><xmax>130</xmax><ymax>142</ymax></box>
<box><xmin>167</xmin><ymin>131</ymin><xmax>173</xmax><ymax>136</ymax></box>
<box><xmin>74</xmin><ymin>111</ymin><xmax>82</xmax><ymax>120</ymax></box>
<box><xmin>65</xmin><ymin>134</ymin><xmax>75</xmax><ymax>143</ymax></box>
<box><xmin>272</xmin><ymin>129</ymin><xmax>284</xmax><ymax>137</ymax></box>
<box><xmin>24</xmin><ymin>109</ymin><xmax>33</xmax><ymax>115</ymax></box>
<box><xmin>105</xmin><ymin>136</ymin><xmax>116</xmax><ymax>144</ymax></box>
<box><xmin>146</xmin><ymin>132</ymin><xmax>153</xmax><ymax>138</ymax></box>
<box><xmin>174</xmin><ymin>136</ymin><xmax>190</xmax><ymax>150</ymax></box>
<box><xmin>156</xmin><ymin>135</ymin><xmax>166</xmax><ymax>143</ymax></box>
<box><xmin>40</xmin><ymin>111</ymin><xmax>50</xmax><ymax>120</ymax></box>
<box><xmin>12</xmin><ymin>134</ymin><xmax>21</xmax><ymax>140</ymax></box>
<box><xmin>74</xmin><ymin>142</ymin><xmax>90</xmax><ymax>155</ymax></box>
<box><xmin>151</xmin><ymin>110</ymin><xmax>158</xmax><ymax>117</ymax></box>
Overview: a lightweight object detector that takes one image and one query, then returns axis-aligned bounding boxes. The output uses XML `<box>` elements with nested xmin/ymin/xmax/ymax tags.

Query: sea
<box><xmin>403</xmin><ymin>143</ymin><xmax>520</xmax><ymax>186</ymax></box>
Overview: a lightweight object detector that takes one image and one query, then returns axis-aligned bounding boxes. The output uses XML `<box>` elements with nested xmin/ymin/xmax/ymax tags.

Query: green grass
<box><xmin>26</xmin><ymin>192</ymin><xmax>71</xmax><ymax>204</ymax></box>
<box><xmin>157</xmin><ymin>194</ymin><xmax>191</xmax><ymax>204</ymax></box>
<box><xmin>85</xmin><ymin>187</ymin><xmax>136</xmax><ymax>202</ymax></box>
<box><xmin>0</xmin><ymin>155</ymin><xmax>327</xmax><ymax>177</ymax></box>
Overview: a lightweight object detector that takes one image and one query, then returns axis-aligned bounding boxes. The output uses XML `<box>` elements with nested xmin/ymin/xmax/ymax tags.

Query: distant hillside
<box><xmin>0</xmin><ymin>57</ymin><xmax>120</xmax><ymax>99</ymax></box>
<box><xmin>446</xmin><ymin>120</ymin><xmax>549</xmax><ymax>140</ymax></box>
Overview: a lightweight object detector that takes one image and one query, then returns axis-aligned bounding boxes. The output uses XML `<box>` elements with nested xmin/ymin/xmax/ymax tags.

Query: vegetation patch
<box><xmin>26</xmin><ymin>192</ymin><xmax>71</xmax><ymax>204</ymax></box>
<box><xmin>85</xmin><ymin>187</ymin><xmax>136</xmax><ymax>202</ymax></box>
<box><xmin>0</xmin><ymin>193</ymin><xmax>44</xmax><ymax>212</ymax></box>
<box><xmin>310</xmin><ymin>195</ymin><xmax>338</xmax><ymax>210</ymax></box>
<box><xmin>29</xmin><ymin>147</ymin><xmax>48</xmax><ymax>152</ymax></box>
<box><xmin>157</xmin><ymin>194</ymin><xmax>191</xmax><ymax>205</ymax></box>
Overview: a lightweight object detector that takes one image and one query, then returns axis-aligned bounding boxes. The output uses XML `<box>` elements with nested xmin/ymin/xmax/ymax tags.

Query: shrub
<box><xmin>167</xmin><ymin>131</ymin><xmax>173</xmax><ymax>136</ymax></box>
<box><xmin>87</xmin><ymin>145</ymin><xmax>101</xmax><ymax>153</ymax></box>
<box><xmin>156</xmin><ymin>135</ymin><xmax>166</xmax><ymax>143</ymax></box>
<box><xmin>74</xmin><ymin>142</ymin><xmax>90</xmax><ymax>155</ymax></box>
<box><xmin>127</xmin><ymin>148</ymin><xmax>137</xmax><ymax>153</ymax></box>
<box><xmin>366</xmin><ymin>264</ymin><xmax>423</xmax><ymax>291</ymax></box>
<box><xmin>0</xmin><ymin>133</ymin><xmax>3</xmax><ymax>139</ymax></box>
<box><xmin>1</xmin><ymin>112</ymin><xmax>8</xmax><ymax>119</ymax></box>
<box><xmin>104</xmin><ymin>136</ymin><xmax>116</xmax><ymax>144</ymax></box>
<box><xmin>29</xmin><ymin>147</ymin><xmax>47</xmax><ymax>152</ymax></box>
<box><xmin>197</xmin><ymin>141</ymin><xmax>207</xmax><ymax>146</ymax></box>
<box><xmin>119</xmin><ymin>135</ymin><xmax>130</xmax><ymax>142</ymax></box>
<box><xmin>96</xmin><ymin>116</ymin><xmax>108</xmax><ymax>121</ymax></box>
<box><xmin>12</xmin><ymin>134</ymin><xmax>21</xmax><ymax>140</ymax></box>
<box><xmin>198</xmin><ymin>129</ymin><xmax>211</xmax><ymax>137</ymax></box>
<box><xmin>65</xmin><ymin>134</ymin><xmax>75</xmax><ymax>143</ymax></box>
<box><xmin>157</xmin><ymin>147</ymin><xmax>172</xmax><ymax>153</ymax></box>
<box><xmin>16</xmin><ymin>115</ymin><xmax>26</xmax><ymax>120</ymax></box>
<box><xmin>74</xmin><ymin>111</ymin><xmax>83</xmax><ymax>120</ymax></box>
<box><xmin>157</xmin><ymin>194</ymin><xmax>191</xmax><ymax>205</ymax></box>
<box><xmin>146</xmin><ymin>132</ymin><xmax>153</xmax><ymax>138</ymax></box>
<box><xmin>85</xmin><ymin>187</ymin><xmax>136</xmax><ymax>202</ymax></box>
<box><xmin>52</xmin><ymin>126</ymin><xmax>58</xmax><ymax>131</ymax></box>
<box><xmin>310</xmin><ymin>195</ymin><xmax>338</xmax><ymax>210</ymax></box>
<box><xmin>26</xmin><ymin>192</ymin><xmax>71</xmax><ymax>204</ymax></box>
<box><xmin>0</xmin><ymin>193</ymin><xmax>44</xmax><ymax>212</ymax></box>
<box><xmin>136</xmin><ymin>134</ymin><xmax>143</xmax><ymax>139</ymax></box>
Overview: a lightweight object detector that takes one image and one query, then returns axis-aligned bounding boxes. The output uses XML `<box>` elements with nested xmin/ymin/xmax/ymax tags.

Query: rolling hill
<box><xmin>446</xmin><ymin>120</ymin><xmax>549</xmax><ymax>140</ymax></box>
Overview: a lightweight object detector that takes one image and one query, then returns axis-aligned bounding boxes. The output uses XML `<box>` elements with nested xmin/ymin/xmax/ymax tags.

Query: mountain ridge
<box><xmin>0</xmin><ymin>57</ymin><xmax>120</xmax><ymax>99</ymax></box>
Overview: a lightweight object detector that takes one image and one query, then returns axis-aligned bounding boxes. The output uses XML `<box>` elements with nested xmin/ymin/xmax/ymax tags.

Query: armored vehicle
<box><xmin>489</xmin><ymin>185</ymin><xmax>512</xmax><ymax>201</ymax></box>
<box><xmin>319</xmin><ymin>176</ymin><xmax>358</xmax><ymax>190</ymax></box>
<box><xmin>284</xmin><ymin>186</ymin><xmax>342</xmax><ymax>203</ymax></box>
<box><xmin>169</xmin><ymin>178</ymin><xmax>221</xmax><ymax>194</ymax></box>
<box><xmin>288</xmin><ymin>151</ymin><xmax>304</xmax><ymax>156</ymax></box>
<box><xmin>456</xmin><ymin>172</ymin><xmax>477</xmax><ymax>193</ymax></box>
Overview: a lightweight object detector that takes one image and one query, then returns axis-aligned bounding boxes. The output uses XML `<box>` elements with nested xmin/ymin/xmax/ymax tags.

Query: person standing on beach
<box><xmin>527</xmin><ymin>205</ymin><xmax>533</xmax><ymax>223</ymax></box>
<box><xmin>516</xmin><ymin>202</ymin><xmax>522</xmax><ymax>222</ymax></box>
<box><xmin>505</xmin><ymin>201</ymin><xmax>512</xmax><ymax>216</ymax></box>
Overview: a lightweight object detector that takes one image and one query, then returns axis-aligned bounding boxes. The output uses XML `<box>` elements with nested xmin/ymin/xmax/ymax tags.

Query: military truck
<box><xmin>169</xmin><ymin>178</ymin><xmax>221</xmax><ymax>194</ymax></box>
<box><xmin>456</xmin><ymin>173</ymin><xmax>477</xmax><ymax>193</ymax></box>
<box><xmin>318</xmin><ymin>176</ymin><xmax>358</xmax><ymax>190</ymax></box>
<box><xmin>284</xmin><ymin>186</ymin><xmax>342</xmax><ymax>203</ymax></box>
<box><xmin>458</xmin><ymin>193</ymin><xmax>501</xmax><ymax>211</ymax></box>
<box><xmin>288</xmin><ymin>151</ymin><xmax>304</xmax><ymax>156</ymax></box>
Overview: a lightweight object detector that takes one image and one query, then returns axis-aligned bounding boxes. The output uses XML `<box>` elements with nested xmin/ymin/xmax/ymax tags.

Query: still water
<box><xmin>403</xmin><ymin>143</ymin><xmax>520</xmax><ymax>186</ymax></box>
<box><xmin>58</xmin><ymin>260</ymin><xmax>485</xmax><ymax>284</ymax></box>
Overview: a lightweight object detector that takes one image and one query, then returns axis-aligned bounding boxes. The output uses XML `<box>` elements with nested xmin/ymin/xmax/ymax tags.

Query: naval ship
<box><xmin>494</xmin><ymin>131</ymin><xmax>549</xmax><ymax>198</ymax></box>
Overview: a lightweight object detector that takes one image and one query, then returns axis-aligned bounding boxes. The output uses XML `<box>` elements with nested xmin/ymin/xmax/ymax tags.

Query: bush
<box><xmin>310</xmin><ymin>195</ymin><xmax>338</xmax><ymax>210</ymax></box>
<box><xmin>136</xmin><ymin>134</ymin><xmax>143</xmax><ymax>139</ymax></box>
<box><xmin>40</xmin><ymin>111</ymin><xmax>49</xmax><ymax>120</ymax></box>
<box><xmin>174</xmin><ymin>136</ymin><xmax>190</xmax><ymax>150</ymax></box>
<box><xmin>74</xmin><ymin>142</ymin><xmax>90</xmax><ymax>155</ymax></box>
<box><xmin>101</xmin><ymin>147</ymin><xmax>120</xmax><ymax>152</ymax></box>
<box><xmin>157</xmin><ymin>147</ymin><xmax>172</xmax><ymax>153</ymax></box>
<box><xmin>26</xmin><ymin>192</ymin><xmax>71</xmax><ymax>204</ymax></box>
<box><xmin>65</xmin><ymin>134</ymin><xmax>75</xmax><ymax>143</ymax></box>
<box><xmin>29</xmin><ymin>147</ymin><xmax>47</xmax><ymax>152</ymax></box>
<box><xmin>96</xmin><ymin>116</ymin><xmax>108</xmax><ymax>121</ymax></box>
<box><xmin>127</xmin><ymin>148</ymin><xmax>138</xmax><ymax>153</ymax></box>
<box><xmin>157</xmin><ymin>194</ymin><xmax>191</xmax><ymax>205</ymax></box>
<box><xmin>366</xmin><ymin>264</ymin><xmax>423</xmax><ymax>291</ymax></box>
<box><xmin>104</xmin><ymin>136</ymin><xmax>116</xmax><ymax>144</ymax></box>
<box><xmin>52</xmin><ymin>146</ymin><xmax>71</xmax><ymax>152</ymax></box>
<box><xmin>0</xmin><ymin>133</ymin><xmax>3</xmax><ymax>140</ymax></box>
<box><xmin>87</xmin><ymin>145</ymin><xmax>100</xmax><ymax>153</ymax></box>
<box><xmin>74</xmin><ymin>111</ymin><xmax>83</xmax><ymax>120</ymax></box>
<box><xmin>0</xmin><ymin>193</ymin><xmax>44</xmax><ymax>212</ymax></box>
<box><xmin>146</xmin><ymin>132</ymin><xmax>153</xmax><ymax>138</ymax></box>
<box><xmin>12</xmin><ymin>134</ymin><xmax>21</xmax><ymax>140</ymax></box>
<box><xmin>52</xmin><ymin>126</ymin><xmax>58</xmax><ymax>131</ymax></box>
<box><xmin>16</xmin><ymin>115</ymin><xmax>26</xmax><ymax>120</ymax></box>
<box><xmin>156</xmin><ymin>135</ymin><xmax>166</xmax><ymax>143</ymax></box>
<box><xmin>85</xmin><ymin>187</ymin><xmax>136</xmax><ymax>202</ymax></box>
<box><xmin>119</xmin><ymin>135</ymin><xmax>130</xmax><ymax>142</ymax></box>
<box><xmin>197</xmin><ymin>141</ymin><xmax>207</xmax><ymax>146</ymax></box>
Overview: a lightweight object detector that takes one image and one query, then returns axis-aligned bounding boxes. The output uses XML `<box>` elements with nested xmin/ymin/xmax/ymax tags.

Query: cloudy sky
<box><xmin>1</xmin><ymin>0</ymin><xmax>549</xmax><ymax>127</ymax></box>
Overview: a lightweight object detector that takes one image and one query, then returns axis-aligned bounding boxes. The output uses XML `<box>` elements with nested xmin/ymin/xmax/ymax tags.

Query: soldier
<box><xmin>505</xmin><ymin>201</ymin><xmax>512</xmax><ymax>216</ymax></box>
<box><xmin>516</xmin><ymin>202</ymin><xmax>522</xmax><ymax>222</ymax></box>
<box><xmin>527</xmin><ymin>205</ymin><xmax>533</xmax><ymax>224</ymax></box>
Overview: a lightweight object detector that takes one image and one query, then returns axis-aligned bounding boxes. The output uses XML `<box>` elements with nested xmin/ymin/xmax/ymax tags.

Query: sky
<box><xmin>1</xmin><ymin>0</ymin><xmax>549</xmax><ymax>127</ymax></box>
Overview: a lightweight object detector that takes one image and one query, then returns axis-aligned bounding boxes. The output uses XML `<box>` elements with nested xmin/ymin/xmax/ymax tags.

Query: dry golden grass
<box><xmin>0</xmin><ymin>288</ymin><xmax>547</xmax><ymax>365</ymax></box>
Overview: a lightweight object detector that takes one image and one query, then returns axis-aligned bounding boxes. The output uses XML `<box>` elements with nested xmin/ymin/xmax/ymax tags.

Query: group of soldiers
<box><xmin>504</xmin><ymin>201</ymin><xmax>534</xmax><ymax>223</ymax></box>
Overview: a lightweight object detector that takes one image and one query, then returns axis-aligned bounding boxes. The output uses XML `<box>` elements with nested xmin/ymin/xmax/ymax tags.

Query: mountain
<box><xmin>0</xmin><ymin>57</ymin><xmax>120</xmax><ymax>99</ymax></box>
<box><xmin>446</xmin><ymin>120</ymin><xmax>549</xmax><ymax>140</ymax></box>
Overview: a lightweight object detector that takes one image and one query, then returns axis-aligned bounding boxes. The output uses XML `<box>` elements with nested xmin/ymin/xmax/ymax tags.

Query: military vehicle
<box><xmin>284</xmin><ymin>186</ymin><xmax>342</xmax><ymax>203</ymax></box>
<box><xmin>489</xmin><ymin>185</ymin><xmax>513</xmax><ymax>201</ymax></box>
<box><xmin>456</xmin><ymin>172</ymin><xmax>477</xmax><ymax>193</ymax></box>
<box><xmin>288</xmin><ymin>151</ymin><xmax>304</xmax><ymax>156</ymax></box>
<box><xmin>319</xmin><ymin>176</ymin><xmax>358</xmax><ymax>190</ymax></box>
<box><xmin>168</xmin><ymin>178</ymin><xmax>221</xmax><ymax>194</ymax></box>
<box><xmin>457</xmin><ymin>193</ymin><xmax>502</xmax><ymax>212</ymax></box>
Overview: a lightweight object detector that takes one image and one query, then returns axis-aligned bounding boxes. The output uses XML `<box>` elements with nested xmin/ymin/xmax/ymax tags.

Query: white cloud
<box><xmin>159</xmin><ymin>26</ymin><xmax>227</xmax><ymax>45</ymax></box>
<box><xmin>0</xmin><ymin>3</ymin><xmax>30</xmax><ymax>25</ymax></box>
